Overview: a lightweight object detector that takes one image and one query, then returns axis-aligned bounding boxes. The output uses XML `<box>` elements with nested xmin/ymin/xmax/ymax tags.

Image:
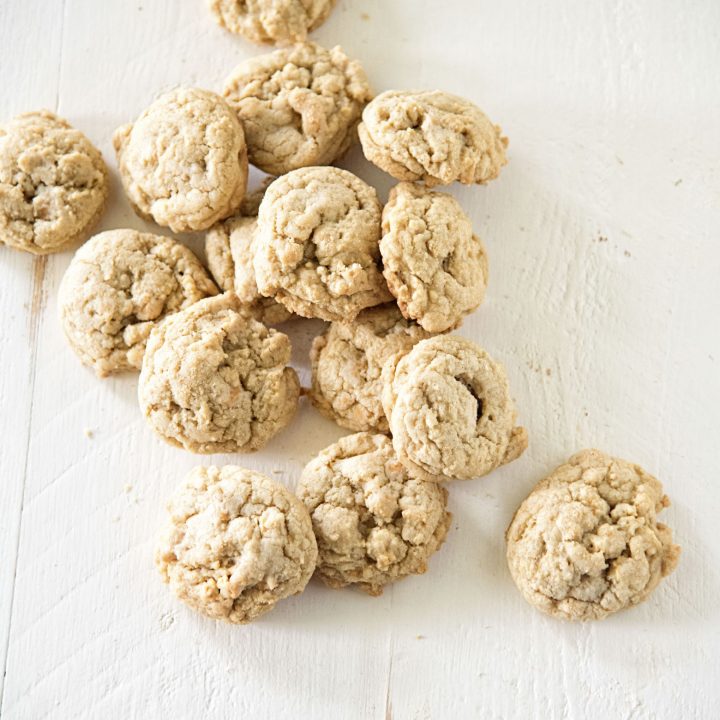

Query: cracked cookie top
<box><xmin>506</xmin><ymin>449</ymin><xmax>681</xmax><ymax>621</ymax></box>
<box><xmin>382</xmin><ymin>335</ymin><xmax>528</xmax><ymax>481</ymax></box>
<box><xmin>254</xmin><ymin>166</ymin><xmax>391</xmax><ymax>321</ymax></box>
<box><xmin>381</xmin><ymin>182</ymin><xmax>488</xmax><ymax>332</ymax></box>
<box><xmin>297</xmin><ymin>432</ymin><xmax>451</xmax><ymax>595</ymax></box>
<box><xmin>156</xmin><ymin>465</ymin><xmax>317</xmax><ymax>623</ymax></box>
<box><xmin>205</xmin><ymin>181</ymin><xmax>292</xmax><ymax>325</ymax></box>
<box><xmin>223</xmin><ymin>42</ymin><xmax>372</xmax><ymax>175</ymax></box>
<box><xmin>359</xmin><ymin>90</ymin><xmax>508</xmax><ymax>187</ymax></box>
<box><xmin>210</xmin><ymin>0</ymin><xmax>336</xmax><ymax>45</ymax></box>
<box><xmin>138</xmin><ymin>292</ymin><xmax>300</xmax><ymax>453</ymax></box>
<box><xmin>310</xmin><ymin>304</ymin><xmax>432</xmax><ymax>432</ymax></box>
<box><xmin>0</xmin><ymin>111</ymin><xmax>108</xmax><ymax>254</ymax></box>
<box><xmin>114</xmin><ymin>88</ymin><xmax>248</xmax><ymax>232</ymax></box>
<box><xmin>59</xmin><ymin>229</ymin><xmax>217</xmax><ymax>377</ymax></box>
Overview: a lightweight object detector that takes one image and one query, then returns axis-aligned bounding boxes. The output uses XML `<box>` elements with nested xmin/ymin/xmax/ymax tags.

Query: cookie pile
<box><xmin>0</xmin><ymin>1</ymin><xmax>680</xmax><ymax>626</ymax></box>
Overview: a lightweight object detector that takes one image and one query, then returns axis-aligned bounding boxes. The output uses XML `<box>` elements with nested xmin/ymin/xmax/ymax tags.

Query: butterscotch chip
<box><xmin>59</xmin><ymin>229</ymin><xmax>217</xmax><ymax>377</ymax></box>
<box><xmin>506</xmin><ymin>449</ymin><xmax>681</xmax><ymax>621</ymax></box>
<box><xmin>0</xmin><ymin>111</ymin><xmax>108</xmax><ymax>254</ymax></box>
<box><xmin>382</xmin><ymin>335</ymin><xmax>527</xmax><ymax>481</ymax></box>
<box><xmin>359</xmin><ymin>90</ymin><xmax>508</xmax><ymax>186</ymax></box>
<box><xmin>156</xmin><ymin>465</ymin><xmax>317</xmax><ymax>623</ymax></box>
<box><xmin>138</xmin><ymin>293</ymin><xmax>300</xmax><ymax>453</ymax></box>
<box><xmin>380</xmin><ymin>182</ymin><xmax>488</xmax><ymax>332</ymax></box>
<box><xmin>209</xmin><ymin>0</ymin><xmax>336</xmax><ymax>45</ymax></box>
<box><xmin>297</xmin><ymin>432</ymin><xmax>451</xmax><ymax>595</ymax></box>
<box><xmin>309</xmin><ymin>304</ymin><xmax>432</xmax><ymax>432</ymax></box>
<box><xmin>114</xmin><ymin>88</ymin><xmax>248</xmax><ymax>232</ymax></box>
<box><xmin>254</xmin><ymin>167</ymin><xmax>391</xmax><ymax>321</ymax></box>
<box><xmin>223</xmin><ymin>42</ymin><xmax>371</xmax><ymax>175</ymax></box>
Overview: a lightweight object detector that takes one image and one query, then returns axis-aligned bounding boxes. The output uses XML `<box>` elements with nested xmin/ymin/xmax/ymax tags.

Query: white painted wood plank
<box><xmin>0</xmin><ymin>0</ymin><xmax>66</xmax><ymax>706</ymax></box>
<box><xmin>2</xmin><ymin>0</ymin><xmax>720</xmax><ymax>718</ymax></box>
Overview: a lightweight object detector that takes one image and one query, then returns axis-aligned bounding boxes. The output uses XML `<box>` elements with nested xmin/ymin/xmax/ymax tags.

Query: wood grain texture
<box><xmin>1</xmin><ymin>1</ymin><xmax>719</xmax><ymax>718</ymax></box>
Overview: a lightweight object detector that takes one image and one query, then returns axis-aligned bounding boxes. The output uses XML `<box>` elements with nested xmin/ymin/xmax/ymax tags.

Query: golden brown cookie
<box><xmin>309</xmin><ymin>304</ymin><xmax>432</xmax><ymax>432</ymax></box>
<box><xmin>359</xmin><ymin>90</ymin><xmax>508</xmax><ymax>186</ymax></box>
<box><xmin>380</xmin><ymin>182</ymin><xmax>488</xmax><ymax>332</ymax></box>
<box><xmin>382</xmin><ymin>335</ymin><xmax>527</xmax><ymax>481</ymax></box>
<box><xmin>59</xmin><ymin>229</ymin><xmax>217</xmax><ymax>377</ymax></box>
<box><xmin>254</xmin><ymin>167</ymin><xmax>391</xmax><ymax>321</ymax></box>
<box><xmin>210</xmin><ymin>0</ymin><xmax>336</xmax><ymax>45</ymax></box>
<box><xmin>0</xmin><ymin>111</ymin><xmax>108</xmax><ymax>254</ymax></box>
<box><xmin>114</xmin><ymin>88</ymin><xmax>248</xmax><ymax>232</ymax></box>
<box><xmin>157</xmin><ymin>465</ymin><xmax>317</xmax><ymax>623</ymax></box>
<box><xmin>138</xmin><ymin>293</ymin><xmax>300</xmax><ymax>453</ymax></box>
<box><xmin>506</xmin><ymin>449</ymin><xmax>681</xmax><ymax>621</ymax></box>
<box><xmin>297</xmin><ymin>432</ymin><xmax>451</xmax><ymax>595</ymax></box>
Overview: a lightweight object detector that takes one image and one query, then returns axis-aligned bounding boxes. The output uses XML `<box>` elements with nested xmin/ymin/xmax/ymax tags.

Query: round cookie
<box><xmin>223</xmin><ymin>42</ymin><xmax>372</xmax><ymax>175</ymax></box>
<box><xmin>138</xmin><ymin>292</ymin><xmax>300</xmax><ymax>453</ymax></box>
<box><xmin>113</xmin><ymin>88</ymin><xmax>248</xmax><ymax>233</ymax></box>
<box><xmin>380</xmin><ymin>182</ymin><xmax>488</xmax><ymax>332</ymax></box>
<box><xmin>209</xmin><ymin>0</ymin><xmax>336</xmax><ymax>45</ymax></box>
<box><xmin>359</xmin><ymin>90</ymin><xmax>508</xmax><ymax>187</ymax></box>
<box><xmin>205</xmin><ymin>183</ymin><xmax>292</xmax><ymax>325</ymax></box>
<box><xmin>254</xmin><ymin>166</ymin><xmax>391</xmax><ymax>321</ymax></box>
<box><xmin>506</xmin><ymin>449</ymin><xmax>681</xmax><ymax>621</ymax></box>
<box><xmin>297</xmin><ymin>432</ymin><xmax>451</xmax><ymax>596</ymax></box>
<box><xmin>0</xmin><ymin>111</ymin><xmax>108</xmax><ymax>254</ymax></box>
<box><xmin>59</xmin><ymin>229</ymin><xmax>217</xmax><ymax>377</ymax></box>
<box><xmin>156</xmin><ymin>465</ymin><xmax>318</xmax><ymax>624</ymax></box>
<box><xmin>309</xmin><ymin>304</ymin><xmax>432</xmax><ymax>432</ymax></box>
<box><xmin>382</xmin><ymin>335</ymin><xmax>528</xmax><ymax>482</ymax></box>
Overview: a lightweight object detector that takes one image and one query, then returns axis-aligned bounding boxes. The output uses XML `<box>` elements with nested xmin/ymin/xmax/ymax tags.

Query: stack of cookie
<box><xmin>0</xmin><ymin>0</ymin><xmax>679</xmax><ymax>626</ymax></box>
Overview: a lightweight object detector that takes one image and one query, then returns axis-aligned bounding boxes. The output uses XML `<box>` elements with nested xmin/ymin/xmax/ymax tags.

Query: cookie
<box><xmin>0</xmin><ymin>111</ymin><xmax>108</xmax><ymax>254</ymax></box>
<box><xmin>205</xmin><ymin>182</ymin><xmax>292</xmax><ymax>325</ymax></box>
<box><xmin>382</xmin><ymin>335</ymin><xmax>527</xmax><ymax>482</ymax></box>
<box><xmin>138</xmin><ymin>292</ymin><xmax>300</xmax><ymax>453</ymax></box>
<box><xmin>297</xmin><ymin>432</ymin><xmax>451</xmax><ymax>595</ymax></box>
<box><xmin>156</xmin><ymin>465</ymin><xmax>317</xmax><ymax>623</ymax></box>
<box><xmin>114</xmin><ymin>88</ymin><xmax>248</xmax><ymax>233</ymax></box>
<box><xmin>223</xmin><ymin>42</ymin><xmax>372</xmax><ymax>175</ymax></box>
<box><xmin>506</xmin><ymin>449</ymin><xmax>681</xmax><ymax>621</ymax></box>
<box><xmin>309</xmin><ymin>304</ymin><xmax>432</xmax><ymax>432</ymax></box>
<box><xmin>210</xmin><ymin>0</ymin><xmax>336</xmax><ymax>45</ymax></box>
<box><xmin>380</xmin><ymin>182</ymin><xmax>488</xmax><ymax>332</ymax></box>
<box><xmin>254</xmin><ymin>166</ymin><xmax>391</xmax><ymax>321</ymax></box>
<box><xmin>359</xmin><ymin>90</ymin><xmax>508</xmax><ymax>187</ymax></box>
<box><xmin>59</xmin><ymin>229</ymin><xmax>217</xmax><ymax>377</ymax></box>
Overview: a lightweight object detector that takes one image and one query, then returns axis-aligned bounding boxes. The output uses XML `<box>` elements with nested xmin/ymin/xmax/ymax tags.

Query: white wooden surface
<box><xmin>1</xmin><ymin>1</ymin><xmax>719</xmax><ymax>718</ymax></box>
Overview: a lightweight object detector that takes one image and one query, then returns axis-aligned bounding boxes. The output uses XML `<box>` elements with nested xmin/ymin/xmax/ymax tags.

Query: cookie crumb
<box><xmin>624</xmin><ymin>250</ymin><xmax>631</xmax><ymax>257</ymax></box>
<box><xmin>545</xmin><ymin>368</ymin><xmax>551</xmax><ymax>376</ymax></box>
<box><xmin>83</xmin><ymin>427</ymin><xmax>94</xmax><ymax>439</ymax></box>
<box><xmin>124</xmin><ymin>483</ymin><xmax>133</xmax><ymax>493</ymax></box>
<box><xmin>361</xmin><ymin>12</ymin><xmax>370</xmax><ymax>20</ymax></box>
<box><xmin>416</xmin><ymin>634</ymin><xmax>426</xmax><ymax>640</ymax></box>
<box><xmin>674</xmin><ymin>178</ymin><xmax>682</xmax><ymax>186</ymax></box>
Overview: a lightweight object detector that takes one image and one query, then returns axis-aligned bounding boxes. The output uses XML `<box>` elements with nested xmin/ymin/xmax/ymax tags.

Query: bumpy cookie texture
<box><xmin>506</xmin><ymin>450</ymin><xmax>681</xmax><ymax>621</ymax></box>
<box><xmin>0</xmin><ymin>111</ymin><xmax>108</xmax><ymax>254</ymax></box>
<box><xmin>156</xmin><ymin>465</ymin><xmax>317</xmax><ymax>623</ymax></box>
<box><xmin>381</xmin><ymin>182</ymin><xmax>488</xmax><ymax>332</ymax></box>
<box><xmin>359</xmin><ymin>90</ymin><xmax>508</xmax><ymax>187</ymax></box>
<box><xmin>310</xmin><ymin>304</ymin><xmax>432</xmax><ymax>432</ymax></box>
<box><xmin>114</xmin><ymin>88</ymin><xmax>248</xmax><ymax>233</ymax></box>
<box><xmin>138</xmin><ymin>293</ymin><xmax>300</xmax><ymax>453</ymax></box>
<box><xmin>382</xmin><ymin>335</ymin><xmax>527</xmax><ymax>482</ymax></box>
<box><xmin>297</xmin><ymin>433</ymin><xmax>451</xmax><ymax>595</ymax></box>
<box><xmin>254</xmin><ymin>167</ymin><xmax>391</xmax><ymax>321</ymax></box>
<box><xmin>223</xmin><ymin>42</ymin><xmax>372</xmax><ymax>175</ymax></box>
<box><xmin>205</xmin><ymin>183</ymin><xmax>292</xmax><ymax>325</ymax></box>
<box><xmin>210</xmin><ymin>0</ymin><xmax>336</xmax><ymax>45</ymax></box>
<box><xmin>59</xmin><ymin>229</ymin><xmax>217</xmax><ymax>377</ymax></box>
